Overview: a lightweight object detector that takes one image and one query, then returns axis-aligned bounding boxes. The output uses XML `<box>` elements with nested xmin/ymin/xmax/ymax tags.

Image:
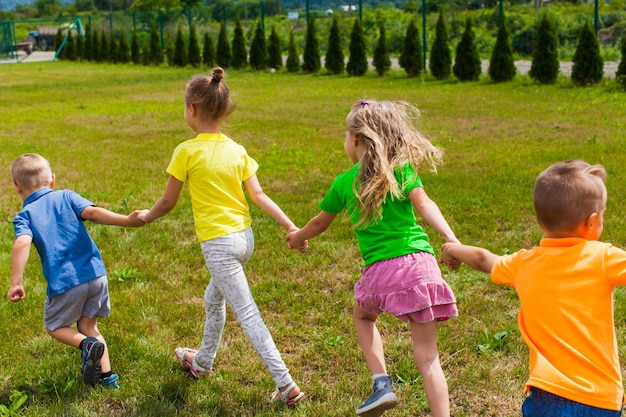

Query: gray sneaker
<box><xmin>356</xmin><ymin>376</ymin><xmax>398</xmax><ymax>417</ymax></box>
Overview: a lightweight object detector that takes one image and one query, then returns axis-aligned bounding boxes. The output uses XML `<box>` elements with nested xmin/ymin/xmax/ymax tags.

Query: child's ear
<box><xmin>49</xmin><ymin>173</ymin><xmax>55</xmax><ymax>188</ymax></box>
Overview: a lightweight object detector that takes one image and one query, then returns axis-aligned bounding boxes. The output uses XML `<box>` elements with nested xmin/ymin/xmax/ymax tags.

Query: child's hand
<box><xmin>439</xmin><ymin>243</ymin><xmax>461</xmax><ymax>269</ymax></box>
<box><xmin>7</xmin><ymin>285</ymin><xmax>25</xmax><ymax>302</ymax></box>
<box><xmin>128</xmin><ymin>210</ymin><xmax>146</xmax><ymax>227</ymax></box>
<box><xmin>286</xmin><ymin>229</ymin><xmax>308</xmax><ymax>253</ymax></box>
<box><xmin>136</xmin><ymin>209</ymin><xmax>150</xmax><ymax>224</ymax></box>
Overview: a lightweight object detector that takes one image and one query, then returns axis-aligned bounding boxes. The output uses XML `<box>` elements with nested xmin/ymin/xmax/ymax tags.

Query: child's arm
<box><xmin>137</xmin><ymin>176</ymin><xmax>184</xmax><ymax>224</ymax></box>
<box><xmin>81</xmin><ymin>206</ymin><xmax>145</xmax><ymax>227</ymax></box>
<box><xmin>409</xmin><ymin>187</ymin><xmax>459</xmax><ymax>244</ymax></box>
<box><xmin>8</xmin><ymin>235</ymin><xmax>31</xmax><ymax>302</ymax></box>
<box><xmin>440</xmin><ymin>242</ymin><xmax>499</xmax><ymax>274</ymax></box>
<box><xmin>286</xmin><ymin>211</ymin><xmax>337</xmax><ymax>249</ymax></box>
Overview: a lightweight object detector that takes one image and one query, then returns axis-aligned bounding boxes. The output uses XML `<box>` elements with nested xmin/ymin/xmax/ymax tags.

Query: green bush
<box><xmin>149</xmin><ymin>22</ymin><xmax>164</xmax><ymax>66</ymax></box>
<box><xmin>373</xmin><ymin>23</ymin><xmax>391</xmax><ymax>77</ymax></box>
<box><xmin>231</xmin><ymin>16</ymin><xmax>247</xmax><ymax>69</ymax></box>
<box><xmin>249</xmin><ymin>18</ymin><xmax>267</xmax><ymax>70</ymax></box>
<box><xmin>302</xmin><ymin>15</ymin><xmax>321</xmax><ymax>73</ymax></box>
<box><xmin>429</xmin><ymin>9</ymin><xmax>452</xmax><ymax>80</ymax></box>
<box><xmin>571</xmin><ymin>20</ymin><xmax>603</xmax><ymax>86</ymax></box>
<box><xmin>286</xmin><ymin>30</ymin><xmax>300</xmax><ymax>72</ymax></box>
<box><xmin>109</xmin><ymin>31</ymin><xmax>118</xmax><ymax>63</ymax></box>
<box><xmin>399</xmin><ymin>19</ymin><xmax>422</xmax><ymax>77</ymax></box>
<box><xmin>325</xmin><ymin>17</ymin><xmax>344</xmax><ymax>75</ymax></box>
<box><xmin>100</xmin><ymin>29</ymin><xmax>109</xmax><ymax>62</ymax></box>
<box><xmin>164</xmin><ymin>33</ymin><xmax>174</xmax><ymax>66</ymax></box>
<box><xmin>488</xmin><ymin>18</ymin><xmax>516</xmax><ymax>83</ymax></box>
<box><xmin>188</xmin><ymin>23</ymin><xmax>202</xmax><ymax>68</ymax></box>
<box><xmin>268</xmin><ymin>27</ymin><xmax>282</xmax><ymax>70</ymax></box>
<box><xmin>347</xmin><ymin>18</ymin><xmax>368</xmax><ymax>76</ymax></box>
<box><xmin>216</xmin><ymin>22</ymin><xmax>231</xmax><ymax>69</ymax></box>
<box><xmin>529</xmin><ymin>13</ymin><xmax>559</xmax><ymax>84</ymax></box>
<box><xmin>118</xmin><ymin>29</ymin><xmax>130</xmax><ymax>63</ymax></box>
<box><xmin>173</xmin><ymin>25</ymin><xmax>187</xmax><ymax>67</ymax></box>
<box><xmin>202</xmin><ymin>32</ymin><xmax>215</xmax><ymax>68</ymax></box>
<box><xmin>131</xmin><ymin>29</ymin><xmax>140</xmax><ymax>64</ymax></box>
<box><xmin>617</xmin><ymin>38</ymin><xmax>626</xmax><ymax>88</ymax></box>
<box><xmin>453</xmin><ymin>18</ymin><xmax>481</xmax><ymax>81</ymax></box>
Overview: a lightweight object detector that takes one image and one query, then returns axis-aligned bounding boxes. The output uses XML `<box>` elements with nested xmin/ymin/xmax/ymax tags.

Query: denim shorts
<box><xmin>522</xmin><ymin>387</ymin><xmax>623</xmax><ymax>417</ymax></box>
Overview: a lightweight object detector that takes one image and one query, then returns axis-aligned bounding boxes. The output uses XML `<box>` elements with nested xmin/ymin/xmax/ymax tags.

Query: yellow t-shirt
<box><xmin>167</xmin><ymin>133</ymin><xmax>259</xmax><ymax>242</ymax></box>
<box><xmin>492</xmin><ymin>237</ymin><xmax>626</xmax><ymax>411</ymax></box>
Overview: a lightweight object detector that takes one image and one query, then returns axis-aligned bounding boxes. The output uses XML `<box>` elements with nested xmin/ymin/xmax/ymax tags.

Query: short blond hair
<box><xmin>534</xmin><ymin>159</ymin><xmax>607</xmax><ymax>232</ymax></box>
<box><xmin>11</xmin><ymin>153</ymin><xmax>53</xmax><ymax>189</ymax></box>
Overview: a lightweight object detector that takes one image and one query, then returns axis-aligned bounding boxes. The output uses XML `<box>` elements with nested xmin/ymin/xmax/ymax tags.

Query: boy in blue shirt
<box><xmin>8</xmin><ymin>153</ymin><xmax>144</xmax><ymax>388</ymax></box>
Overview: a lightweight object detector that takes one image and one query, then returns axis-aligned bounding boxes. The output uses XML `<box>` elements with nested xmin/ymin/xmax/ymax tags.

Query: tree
<box><xmin>231</xmin><ymin>16</ymin><xmax>247</xmax><ymax>69</ymax></box>
<box><xmin>249</xmin><ymin>18</ymin><xmax>267</xmax><ymax>70</ymax></box>
<box><xmin>268</xmin><ymin>27</ymin><xmax>282</xmax><ymax>70</ymax></box>
<box><xmin>188</xmin><ymin>23</ymin><xmax>201</xmax><ymax>68</ymax></box>
<box><xmin>571</xmin><ymin>20</ymin><xmax>603</xmax><ymax>86</ymax></box>
<box><xmin>373</xmin><ymin>23</ymin><xmax>391</xmax><ymax>77</ymax></box>
<box><xmin>100</xmin><ymin>29</ymin><xmax>109</xmax><ymax>62</ymax></box>
<box><xmin>286</xmin><ymin>30</ymin><xmax>300</xmax><ymax>72</ymax></box>
<box><xmin>216</xmin><ymin>22</ymin><xmax>231</xmax><ymax>68</ymax></box>
<box><xmin>84</xmin><ymin>24</ymin><xmax>92</xmax><ymax>61</ymax></box>
<box><xmin>453</xmin><ymin>18</ymin><xmax>481</xmax><ymax>81</ymax></box>
<box><xmin>529</xmin><ymin>13</ymin><xmax>559</xmax><ymax>84</ymax></box>
<box><xmin>149</xmin><ymin>22</ymin><xmax>164</xmax><ymax>65</ymax></box>
<box><xmin>64</xmin><ymin>29</ymin><xmax>76</xmax><ymax>61</ymax></box>
<box><xmin>302</xmin><ymin>15</ymin><xmax>320</xmax><ymax>73</ymax></box>
<box><xmin>202</xmin><ymin>32</ymin><xmax>215</xmax><ymax>68</ymax></box>
<box><xmin>76</xmin><ymin>32</ymin><xmax>85</xmax><ymax>61</ymax></box>
<box><xmin>173</xmin><ymin>25</ymin><xmax>187</xmax><ymax>67</ymax></box>
<box><xmin>141</xmin><ymin>38</ymin><xmax>150</xmax><ymax>66</ymax></box>
<box><xmin>92</xmin><ymin>27</ymin><xmax>101</xmax><ymax>62</ymax></box>
<box><xmin>118</xmin><ymin>29</ymin><xmax>130</xmax><ymax>63</ymax></box>
<box><xmin>347</xmin><ymin>18</ymin><xmax>368</xmax><ymax>76</ymax></box>
<box><xmin>54</xmin><ymin>28</ymin><xmax>64</xmax><ymax>59</ymax></box>
<box><xmin>131</xmin><ymin>29</ymin><xmax>140</xmax><ymax>64</ymax></box>
<box><xmin>399</xmin><ymin>19</ymin><xmax>422</xmax><ymax>77</ymax></box>
<box><xmin>617</xmin><ymin>38</ymin><xmax>626</xmax><ymax>88</ymax></box>
<box><xmin>109</xmin><ymin>31</ymin><xmax>118</xmax><ymax>63</ymax></box>
<box><xmin>325</xmin><ymin>16</ymin><xmax>344</xmax><ymax>75</ymax></box>
<box><xmin>429</xmin><ymin>9</ymin><xmax>452</xmax><ymax>80</ymax></box>
<box><xmin>488</xmin><ymin>18</ymin><xmax>516</xmax><ymax>83</ymax></box>
<box><xmin>164</xmin><ymin>33</ymin><xmax>175</xmax><ymax>65</ymax></box>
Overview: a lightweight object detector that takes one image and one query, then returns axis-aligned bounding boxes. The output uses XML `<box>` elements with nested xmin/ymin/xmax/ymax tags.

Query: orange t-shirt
<box><xmin>492</xmin><ymin>237</ymin><xmax>626</xmax><ymax>411</ymax></box>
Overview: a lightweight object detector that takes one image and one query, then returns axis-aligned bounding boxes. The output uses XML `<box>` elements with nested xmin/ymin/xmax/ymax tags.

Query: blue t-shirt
<box><xmin>12</xmin><ymin>188</ymin><xmax>106</xmax><ymax>298</ymax></box>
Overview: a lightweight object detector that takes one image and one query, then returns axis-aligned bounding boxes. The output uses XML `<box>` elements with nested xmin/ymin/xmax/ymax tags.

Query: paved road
<box><xmin>1</xmin><ymin>51</ymin><xmax>620</xmax><ymax>78</ymax></box>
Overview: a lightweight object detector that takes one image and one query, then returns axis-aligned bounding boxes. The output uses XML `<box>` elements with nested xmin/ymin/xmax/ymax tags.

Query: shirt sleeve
<box><xmin>604</xmin><ymin>244</ymin><xmax>626</xmax><ymax>286</ymax></box>
<box><xmin>166</xmin><ymin>144</ymin><xmax>188</xmax><ymax>183</ymax></box>
<box><xmin>319</xmin><ymin>172</ymin><xmax>348</xmax><ymax>215</ymax></box>
<box><xmin>491</xmin><ymin>251</ymin><xmax>523</xmax><ymax>286</ymax></box>
<box><xmin>241</xmin><ymin>152</ymin><xmax>259</xmax><ymax>181</ymax></box>
<box><xmin>401</xmin><ymin>164</ymin><xmax>424</xmax><ymax>196</ymax></box>
<box><xmin>12</xmin><ymin>213</ymin><xmax>32</xmax><ymax>238</ymax></box>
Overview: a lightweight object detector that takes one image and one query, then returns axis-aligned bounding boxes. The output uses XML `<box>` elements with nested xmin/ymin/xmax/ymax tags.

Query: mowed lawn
<box><xmin>1</xmin><ymin>62</ymin><xmax>626</xmax><ymax>416</ymax></box>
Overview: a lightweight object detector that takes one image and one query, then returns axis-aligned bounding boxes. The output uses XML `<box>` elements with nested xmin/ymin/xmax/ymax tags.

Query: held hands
<box><xmin>286</xmin><ymin>228</ymin><xmax>308</xmax><ymax>253</ymax></box>
<box><xmin>128</xmin><ymin>210</ymin><xmax>147</xmax><ymax>227</ymax></box>
<box><xmin>136</xmin><ymin>209</ymin><xmax>151</xmax><ymax>224</ymax></box>
<box><xmin>439</xmin><ymin>242</ymin><xmax>462</xmax><ymax>270</ymax></box>
<box><xmin>7</xmin><ymin>284</ymin><xmax>25</xmax><ymax>303</ymax></box>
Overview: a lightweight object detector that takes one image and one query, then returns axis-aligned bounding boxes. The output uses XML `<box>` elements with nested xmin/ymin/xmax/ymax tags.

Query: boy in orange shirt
<box><xmin>440</xmin><ymin>159</ymin><xmax>625</xmax><ymax>416</ymax></box>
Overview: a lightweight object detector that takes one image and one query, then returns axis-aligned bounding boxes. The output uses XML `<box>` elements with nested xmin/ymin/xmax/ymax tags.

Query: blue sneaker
<box><xmin>356</xmin><ymin>376</ymin><xmax>398</xmax><ymax>417</ymax></box>
<box><xmin>98</xmin><ymin>373</ymin><xmax>119</xmax><ymax>389</ymax></box>
<box><xmin>81</xmin><ymin>337</ymin><xmax>104</xmax><ymax>386</ymax></box>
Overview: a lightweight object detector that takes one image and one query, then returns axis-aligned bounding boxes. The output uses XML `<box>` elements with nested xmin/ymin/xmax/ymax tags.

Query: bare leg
<box><xmin>409</xmin><ymin>320</ymin><xmax>450</xmax><ymax>417</ymax></box>
<box><xmin>352</xmin><ymin>304</ymin><xmax>385</xmax><ymax>375</ymax></box>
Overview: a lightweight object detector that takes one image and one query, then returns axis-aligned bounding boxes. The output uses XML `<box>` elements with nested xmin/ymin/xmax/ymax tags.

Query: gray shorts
<box><xmin>43</xmin><ymin>276</ymin><xmax>111</xmax><ymax>331</ymax></box>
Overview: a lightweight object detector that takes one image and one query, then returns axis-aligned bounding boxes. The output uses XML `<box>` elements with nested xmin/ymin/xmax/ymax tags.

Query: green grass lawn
<box><xmin>1</xmin><ymin>63</ymin><xmax>626</xmax><ymax>416</ymax></box>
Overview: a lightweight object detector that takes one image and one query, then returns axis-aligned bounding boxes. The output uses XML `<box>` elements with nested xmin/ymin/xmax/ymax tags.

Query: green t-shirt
<box><xmin>319</xmin><ymin>163</ymin><xmax>434</xmax><ymax>266</ymax></box>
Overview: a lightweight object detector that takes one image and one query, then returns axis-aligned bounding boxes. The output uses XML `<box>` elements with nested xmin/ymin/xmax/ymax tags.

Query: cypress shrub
<box><xmin>92</xmin><ymin>28</ymin><xmax>101</xmax><ymax>62</ymax></box>
<box><xmin>202</xmin><ymin>32</ymin><xmax>215</xmax><ymax>68</ymax></box>
<box><xmin>325</xmin><ymin>17</ymin><xmax>344</xmax><ymax>75</ymax></box>
<box><xmin>100</xmin><ymin>29</ymin><xmax>109</xmax><ymax>62</ymax></box>
<box><xmin>347</xmin><ymin>18</ymin><xmax>367</xmax><ymax>76</ymax></box>
<box><xmin>173</xmin><ymin>25</ymin><xmax>187</xmax><ymax>67</ymax></box>
<box><xmin>118</xmin><ymin>29</ymin><xmax>130</xmax><ymax>63</ymax></box>
<box><xmin>268</xmin><ymin>27</ymin><xmax>282</xmax><ymax>70</ymax></box>
<box><xmin>54</xmin><ymin>28</ymin><xmax>64</xmax><ymax>58</ymax></box>
<box><xmin>429</xmin><ymin>9</ymin><xmax>452</xmax><ymax>80</ymax></box>
<box><xmin>399</xmin><ymin>19</ymin><xmax>422</xmax><ymax>77</ymax></box>
<box><xmin>373</xmin><ymin>23</ymin><xmax>391</xmax><ymax>77</ymax></box>
<box><xmin>231</xmin><ymin>16</ymin><xmax>247</xmax><ymax>69</ymax></box>
<box><xmin>571</xmin><ymin>20</ymin><xmax>603</xmax><ymax>86</ymax></box>
<box><xmin>149</xmin><ymin>22</ymin><xmax>164</xmax><ymax>66</ymax></box>
<box><xmin>302</xmin><ymin>15</ymin><xmax>320</xmax><ymax>73</ymax></box>
<box><xmin>286</xmin><ymin>30</ymin><xmax>300</xmax><ymax>72</ymax></box>
<box><xmin>216</xmin><ymin>22</ymin><xmax>231</xmax><ymax>68</ymax></box>
<box><xmin>164</xmin><ymin>33</ymin><xmax>175</xmax><ymax>65</ymax></box>
<box><xmin>76</xmin><ymin>32</ymin><xmax>85</xmax><ymax>61</ymax></box>
<box><xmin>188</xmin><ymin>23</ymin><xmax>201</xmax><ymax>68</ymax></box>
<box><xmin>65</xmin><ymin>30</ymin><xmax>76</xmax><ymax>61</ymax></box>
<box><xmin>488</xmin><ymin>18</ymin><xmax>516</xmax><ymax>83</ymax></box>
<box><xmin>109</xmin><ymin>32</ymin><xmax>118</xmax><ymax>63</ymax></box>
<box><xmin>131</xmin><ymin>29</ymin><xmax>140</xmax><ymax>64</ymax></box>
<box><xmin>84</xmin><ymin>24</ymin><xmax>92</xmax><ymax>61</ymax></box>
<box><xmin>453</xmin><ymin>18</ymin><xmax>481</xmax><ymax>81</ymax></box>
<box><xmin>617</xmin><ymin>38</ymin><xmax>626</xmax><ymax>88</ymax></box>
<box><xmin>141</xmin><ymin>38</ymin><xmax>150</xmax><ymax>66</ymax></box>
<box><xmin>529</xmin><ymin>13</ymin><xmax>559</xmax><ymax>84</ymax></box>
<box><xmin>249</xmin><ymin>18</ymin><xmax>267</xmax><ymax>70</ymax></box>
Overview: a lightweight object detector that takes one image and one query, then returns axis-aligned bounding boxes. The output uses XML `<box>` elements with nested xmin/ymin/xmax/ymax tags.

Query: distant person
<box><xmin>8</xmin><ymin>153</ymin><xmax>144</xmax><ymax>388</ymax></box>
<box><xmin>287</xmin><ymin>100</ymin><xmax>459</xmax><ymax>417</ymax></box>
<box><xmin>440</xmin><ymin>159</ymin><xmax>625</xmax><ymax>416</ymax></box>
<box><xmin>137</xmin><ymin>67</ymin><xmax>305</xmax><ymax>405</ymax></box>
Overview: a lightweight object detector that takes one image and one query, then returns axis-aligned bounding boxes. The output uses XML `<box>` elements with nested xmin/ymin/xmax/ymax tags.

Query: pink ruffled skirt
<box><xmin>355</xmin><ymin>251</ymin><xmax>457</xmax><ymax>323</ymax></box>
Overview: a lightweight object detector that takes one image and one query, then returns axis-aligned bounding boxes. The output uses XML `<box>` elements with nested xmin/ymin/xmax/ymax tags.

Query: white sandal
<box><xmin>269</xmin><ymin>381</ymin><xmax>305</xmax><ymax>406</ymax></box>
<box><xmin>174</xmin><ymin>347</ymin><xmax>209</xmax><ymax>378</ymax></box>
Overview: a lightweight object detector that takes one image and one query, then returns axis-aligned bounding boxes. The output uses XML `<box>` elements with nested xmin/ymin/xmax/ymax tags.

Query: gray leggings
<box><xmin>195</xmin><ymin>228</ymin><xmax>293</xmax><ymax>388</ymax></box>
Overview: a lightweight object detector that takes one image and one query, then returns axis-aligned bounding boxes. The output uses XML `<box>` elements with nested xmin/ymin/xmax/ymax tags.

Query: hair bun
<box><xmin>211</xmin><ymin>67</ymin><xmax>225</xmax><ymax>82</ymax></box>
